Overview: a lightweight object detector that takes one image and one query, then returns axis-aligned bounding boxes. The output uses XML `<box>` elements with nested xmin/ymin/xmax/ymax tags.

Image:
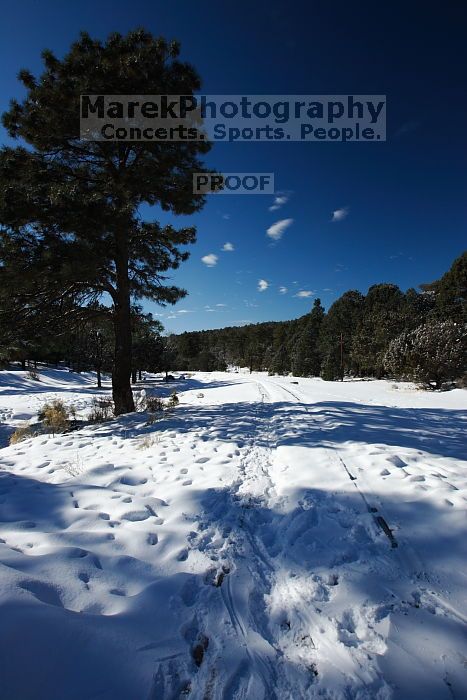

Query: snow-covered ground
<box><xmin>0</xmin><ymin>368</ymin><xmax>466</xmax><ymax>699</ymax></box>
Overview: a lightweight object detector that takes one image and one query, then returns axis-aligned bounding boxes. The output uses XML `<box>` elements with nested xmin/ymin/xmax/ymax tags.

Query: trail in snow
<box><xmin>0</xmin><ymin>369</ymin><xmax>466</xmax><ymax>700</ymax></box>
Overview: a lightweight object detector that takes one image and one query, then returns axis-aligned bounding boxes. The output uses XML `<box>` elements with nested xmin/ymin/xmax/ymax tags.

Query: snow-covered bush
<box><xmin>146</xmin><ymin>396</ymin><xmax>164</xmax><ymax>413</ymax></box>
<box><xmin>384</xmin><ymin>319</ymin><xmax>466</xmax><ymax>389</ymax></box>
<box><xmin>167</xmin><ymin>391</ymin><xmax>179</xmax><ymax>408</ymax></box>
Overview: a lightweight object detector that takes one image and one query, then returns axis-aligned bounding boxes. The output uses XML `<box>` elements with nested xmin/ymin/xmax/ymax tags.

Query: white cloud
<box><xmin>295</xmin><ymin>290</ymin><xmax>314</xmax><ymax>298</ymax></box>
<box><xmin>177</xmin><ymin>309</ymin><xmax>194</xmax><ymax>314</ymax></box>
<box><xmin>279</xmin><ymin>286</ymin><xmax>288</xmax><ymax>294</ymax></box>
<box><xmin>216</xmin><ymin>303</ymin><xmax>227</xmax><ymax>307</ymax></box>
<box><xmin>258</xmin><ymin>279</ymin><xmax>269</xmax><ymax>292</ymax></box>
<box><xmin>266</xmin><ymin>218</ymin><xmax>293</xmax><ymax>241</ymax></box>
<box><xmin>222</xmin><ymin>242</ymin><xmax>234</xmax><ymax>251</ymax></box>
<box><xmin>222</xmin><ymin>213</ymin><xmax>230</xmax><ymax>220</ymax></box>
<box><xmin>201</xmin><ymin>253</ymin><xmax>218</xmax><ymax>267</ymax></box>
<box><xmin>269</xmin><ymin>194</ymin><xmax>289</xmax><ymax>212</ymax></box>
<box><xmin>331</xmin><ymin>207</ymin><xmax>349</xmax><ymax>222</ymax></box>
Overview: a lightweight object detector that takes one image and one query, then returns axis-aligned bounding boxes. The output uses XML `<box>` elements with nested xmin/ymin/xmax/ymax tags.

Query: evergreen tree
<box><xmin>421</xmin><ymin>251</ymin><xmax>467</xmax><ymax>322</ymax></box>
<box><xmin>0</xmin><ymin>30</ymin><xmax>213</xmax><ymax>414</ymax></box>
<box><xmin>350</xmin><ymin>284</ymin><xmax>405</xmax><ymax>377</ymax></box>
<box><xmin>384</xmin><ymin>319</ymin><xmax>466</xmax><ymax>389</ymax></box>
<box><xmin>291</xmin><ymin>298</ymin><xmax>325</xmax><ymax>376</ymax></box>
<box><xmin>269</xmin><ymin>344</ymin><xmax>290</xmax><ymax>376</ymax></box>
<box><xmin>319</xmin><ymin>291</ymin><xmax>364</xmax><ymax>380</ymax></box>
<box><xmin>268</xmin><ymin>323</ymin><xmax>292</xmax><ymax>374</ymax></box>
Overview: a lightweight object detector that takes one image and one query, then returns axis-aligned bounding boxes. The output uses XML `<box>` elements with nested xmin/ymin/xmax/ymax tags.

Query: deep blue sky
<box><xmin>1</xmin><ymin>1</ymin><xmax>466</xmax><ymax>332</ymax></box>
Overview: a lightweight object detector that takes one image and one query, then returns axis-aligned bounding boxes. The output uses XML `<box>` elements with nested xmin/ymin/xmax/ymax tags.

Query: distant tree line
<box><xmin>0</xmin><ymin>298</ymin><xmax>175</xmax><ymax>386</ymax></box>
<box><xmin>169</xmin><ymin>252</ymin><xmax>466</xmax><ymax>390</ymax></box>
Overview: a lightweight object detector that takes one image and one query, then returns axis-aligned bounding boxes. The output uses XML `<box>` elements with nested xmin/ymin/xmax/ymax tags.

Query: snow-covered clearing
<box><xmin>0</xmin><ymin>368</ymin><xmax>466</xmax><ymax>699</ymax></box>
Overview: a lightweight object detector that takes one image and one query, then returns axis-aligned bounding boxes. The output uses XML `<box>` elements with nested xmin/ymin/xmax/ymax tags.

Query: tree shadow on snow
<box><xmin>163</xmin><ymin>399</ymin><xmax>467</xmax><ymax>461</ymax></box>
<box><xmin>0</xmin><ymin>467</ymin><xmax>465</xmax><ymax>700</ymax></box>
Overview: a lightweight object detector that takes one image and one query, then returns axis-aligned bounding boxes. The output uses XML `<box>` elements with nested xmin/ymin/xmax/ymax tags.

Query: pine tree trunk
<box><xmin>112</xmin><ymin>229</ymin><xmax>135</xmax><ymax>415</ymax></box>
<box><xmin>96</xmin><ymin>366</ymin><xmax>102</xmax><ymax>389</ymax></box>
<box><xmin>138</xmin><ymin>369</ymin><xmax>142</xmax><ymax>381</ymax></box>
<box><xmin>131</xmin><ymin>369</ymin><xmax>137</xmax><ymax>384</ymax></box>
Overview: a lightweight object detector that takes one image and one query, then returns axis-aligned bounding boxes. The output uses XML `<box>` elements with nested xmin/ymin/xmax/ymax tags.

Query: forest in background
<box><xmin>170</xmin><ymin>251</ymin><xmax>467</xmax><ymax>388</ymax></box>
<box><xmin>1</xmin><ymin>251</ymin><xmax>465</xmax><ymax>390</ymax></box>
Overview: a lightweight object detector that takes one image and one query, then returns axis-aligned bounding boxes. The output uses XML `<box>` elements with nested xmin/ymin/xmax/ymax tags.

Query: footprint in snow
<box><xmin>196</xmin><ymin>457</ymin><xmax>210</xmax><ymax>464</ymax></box>
<box><xmin>17</xmin><ymin>521</ymin><xmax>36</xmax><ymax>530</ymax></box>
<box><xmin>123</xmin><ymin>510</ymin><xmax>150</xmax><ymax>522</ymax></box>
<box><xmin>180</xmin><ymin>575</ymin><xmax>199</xmax><ymax>606</ymax></box>
<box><xmin>182</xmin><ymin>480</ymin><xmax>192</xmax><ymax>486</ymax></box>
<box><xmin>19</xmin><ymin>580</ymin><xmax>63</xmax><ymax>608</ymax></box>
<box><xmin>386</xmin><ymin>455</ymin><xmax>407</xmax><ymax>468</ymax></box>
<box><xmin>120</xmin><ymin>474</ymin><xmax>147</xmax><ymax>486</ymax></box>
<box><xmin>109</xmin><ymin>588</ymin><xmax>127</xmax><ymax>596</ymax></box>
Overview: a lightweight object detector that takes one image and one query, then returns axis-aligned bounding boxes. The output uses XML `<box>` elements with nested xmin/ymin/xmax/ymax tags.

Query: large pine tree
<box><xmin>0</xmin><ymin>30</ymin><xmax>213</xmax><ymax>413</ymax></box>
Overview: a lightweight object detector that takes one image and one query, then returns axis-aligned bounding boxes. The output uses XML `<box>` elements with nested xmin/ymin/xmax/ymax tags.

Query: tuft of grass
<box><xmin>9</xmin><ymin>423</ymin><xmax>36</xmax><ymax>445</ymax></box>
<box><xmin>88</xmin><ymin>398</ymin><xmax>113</xmax><ymax>423</ymax></box>
<box><xmin>137</xmin><ymin>435</ymin><xmax>160</xmax><ymax>450</ymax></box>
<box><xmin>61</xmin><ymin>453</ymin><xmax>85</xmax><ymax>477</ymax></box>
<box><xmin>38</xmin><ymin>399</ymin><xmax>69</xmax><ymax>434</ymax></box>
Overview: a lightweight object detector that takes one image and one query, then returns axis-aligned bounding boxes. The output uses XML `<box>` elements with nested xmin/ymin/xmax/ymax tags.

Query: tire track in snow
<box><xmin>252</xmin><ymin>377</ymin><xmax>397</xmax><ymax>696</ymax></box>
<box><xmin>259</xmin><ymin>376</ymin><xmax>467</xmax><ymax>693</ymax></box>
<box><xmin>266</xmin><ymin>378</ymin><xmax>398</xmax><ymax>547</ymax></box>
